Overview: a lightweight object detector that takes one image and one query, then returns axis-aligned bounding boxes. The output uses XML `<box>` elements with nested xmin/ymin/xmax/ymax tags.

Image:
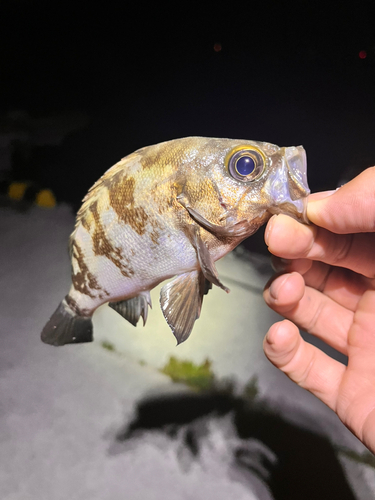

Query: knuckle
<box><xmin>312</xmin><ymin>227</ymin><xmax>355</xmax><ymax>268</ymax></box>
<box><xmin>329</xmin><ymin>234</ymin><xmax>354</xmax><ymax>266</ymax></box>
<box><xmin>302</xmin><ymin>225</ymin><xmax>317</xmax><ymax>257</ymax></box>
<box><xmin>304</xmin><ymin>300</ymin><xmax>325</xmax><ymax>334</ymax></box>
<box><xmin>296</xmin><ymin>351</ymin><xmax>316</xmax><ymax>388</ymax></box>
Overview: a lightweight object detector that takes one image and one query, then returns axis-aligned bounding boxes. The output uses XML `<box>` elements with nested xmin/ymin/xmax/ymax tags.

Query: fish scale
<box><xmin>41</xmin><ymin>136</ymin><xmax>310</xmax><ymax>346</ymax></box>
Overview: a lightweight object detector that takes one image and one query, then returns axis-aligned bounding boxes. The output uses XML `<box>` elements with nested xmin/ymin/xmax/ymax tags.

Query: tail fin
<box><xmin>41</xmin><ymin>298</ymin><xmax>93</xmax><ymax>346</ymax></box>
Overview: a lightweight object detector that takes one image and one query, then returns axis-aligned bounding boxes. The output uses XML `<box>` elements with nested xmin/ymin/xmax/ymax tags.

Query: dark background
<box><xmin>1</xmin><ymin>0</ymin><xmax>375</xmax><ymax>206</ymax></box>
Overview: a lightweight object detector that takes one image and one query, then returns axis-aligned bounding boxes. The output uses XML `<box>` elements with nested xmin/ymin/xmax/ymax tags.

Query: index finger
<box><xmin>265</xmin><ymin>214</ymin><xmax>375</xmax><ymax>279</ymax></box>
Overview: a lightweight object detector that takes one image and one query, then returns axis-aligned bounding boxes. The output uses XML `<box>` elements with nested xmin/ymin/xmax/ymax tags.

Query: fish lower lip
<box><xmin>271</xmin><ymin>197</ymin><xmax>309</xmax><ymax>224</ymax></box>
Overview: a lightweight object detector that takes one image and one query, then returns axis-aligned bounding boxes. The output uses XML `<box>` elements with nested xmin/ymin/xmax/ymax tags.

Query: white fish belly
<box><xmin>68</xmin><ymin>209</ymin><xmax>198</xmax><ymax>313</ymax></box>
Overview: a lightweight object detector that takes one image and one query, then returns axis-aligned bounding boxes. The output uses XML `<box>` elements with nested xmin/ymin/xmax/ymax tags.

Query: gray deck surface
<box><xmin>1</xmin><ymin>204</ymin><xmax>374</xmax><ymax>499</ymax></box>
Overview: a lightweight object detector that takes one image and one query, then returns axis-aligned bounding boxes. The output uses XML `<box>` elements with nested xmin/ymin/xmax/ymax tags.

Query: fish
<box><xmin>41</xmin><ymin>136</ymin><xmax>310</xmax><ymax>346</ymax></box>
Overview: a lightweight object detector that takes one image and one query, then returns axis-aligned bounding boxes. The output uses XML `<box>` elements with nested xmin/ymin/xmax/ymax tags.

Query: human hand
<box><xmin>263</xmin><ymin>167</ymin><xmax>375</xmax><ymax>453</ymax></box>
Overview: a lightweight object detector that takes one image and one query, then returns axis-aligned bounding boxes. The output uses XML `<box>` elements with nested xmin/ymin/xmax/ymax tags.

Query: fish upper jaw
<box><xmin>263</xmin><ymin>146</ymin><xmax>310</xmax><ymax>224</ymax></box>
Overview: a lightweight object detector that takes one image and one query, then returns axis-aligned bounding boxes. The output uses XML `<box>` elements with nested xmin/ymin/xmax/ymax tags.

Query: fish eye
<box><xmin>226</xmin><ymin>147</ymin><xmax>265</xmax><ymax>182</ymax></box>
<box><xmin>235</xmin><ymin>156</ymin><xmax>255</xmax><ymax>176</ymax></box>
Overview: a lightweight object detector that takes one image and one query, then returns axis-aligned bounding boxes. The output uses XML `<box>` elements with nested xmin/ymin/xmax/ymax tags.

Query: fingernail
<box><xmin>308</xmin><ymin>189</ymin><xmax>336</xmax><ymax>203</ymax></box>
<box><xmin>265</xmin><ymin>322</ymin><xmax>282</xmax><ymax>345</ymax></box>
<box><xmin>265</xmin><ymin>215</ymin><xmax>277</xmax><ymax>246</ymax></box>
<box><xmin>316</xmin><ymin>189</ymin><xmax>336</xmax><ymax>198</ymax></box>
<box><xmin>269</xmin><ymin>274</ymin><xmax>289</xmax><ymax>300</ymax></box>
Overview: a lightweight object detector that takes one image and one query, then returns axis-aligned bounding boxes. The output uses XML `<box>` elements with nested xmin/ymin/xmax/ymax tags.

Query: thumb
<box><xmin>307</xmin><ymin>166</ymin><xmax>375</xmax><ymax>234</ymax></box>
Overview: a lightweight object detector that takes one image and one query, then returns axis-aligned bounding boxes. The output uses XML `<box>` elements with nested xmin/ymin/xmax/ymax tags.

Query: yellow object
<box><xmin>36</xmin><ymin>189</ymin><xmax>56</xmax><ymax>208</ymax></box>
<box><xmin>8</xmin><ymin>182</ymin><xmax>27</xmax><ymax>200</ymax></box>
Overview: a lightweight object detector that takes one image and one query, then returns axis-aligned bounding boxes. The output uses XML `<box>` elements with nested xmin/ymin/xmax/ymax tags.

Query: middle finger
<box><xmin>272</xmin><ymin>257</ymin><xmax>371</xmax><ymax>312</ymax></box>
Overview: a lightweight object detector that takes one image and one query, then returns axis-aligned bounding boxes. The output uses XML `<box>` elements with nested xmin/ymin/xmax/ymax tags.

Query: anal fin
<box><xmin>41</xmin><ymin>298</ymin><xmax>93</xmax><ymax>346</ymax></box>
<box><xmin>109</xmin><ymin>292</ymin><xmax>151</xmax><ymax>327</ymax></box>
<box><xmin>160</xmin><ymin>270</ymin><xmax>207</xmax><ymax>345</ymax></box>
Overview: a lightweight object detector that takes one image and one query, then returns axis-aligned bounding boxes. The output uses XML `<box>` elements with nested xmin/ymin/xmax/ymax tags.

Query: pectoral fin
<box><xmin>177</xmin><ymin>194</ymin><xmax>251</xmax><ymax>238</ymax></box>
<box><xmin>187</xmin><ymin>225</ymin><xmax>230</xmax><ymax>293</ymax></box>
<box><xmin>109</xmin><ymin>292</ymin><xmax>152</xmax><ymax>327</ymax></box>
<box><xmin>160</xmin><ymin>270</ymin><xmax>208</xmax><ymax>344</ymax></box>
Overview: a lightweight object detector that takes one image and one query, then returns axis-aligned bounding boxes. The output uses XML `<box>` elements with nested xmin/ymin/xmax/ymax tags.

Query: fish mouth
<box><xmin>264</xmin><ymin>146</ymin><xmax>310</xmax><ymax>224</ymax></box>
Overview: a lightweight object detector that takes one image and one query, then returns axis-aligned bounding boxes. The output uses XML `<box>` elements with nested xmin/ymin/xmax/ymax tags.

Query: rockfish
<box><xmin>41</xmin><ymin>137</ymin><xmax>310</xmax><ymax>346</ymax></box>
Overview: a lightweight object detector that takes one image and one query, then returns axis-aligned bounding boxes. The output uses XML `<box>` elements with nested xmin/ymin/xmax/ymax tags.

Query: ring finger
<box><xmin>264</xmin><ymin>272</ymin><xmax>354</xmax><ymax>355</ymax></box>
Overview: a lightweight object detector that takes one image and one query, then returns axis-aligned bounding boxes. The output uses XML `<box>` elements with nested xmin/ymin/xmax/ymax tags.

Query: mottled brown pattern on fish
<box><xmin>107</xmin><ymin>171</ymin><xmax>135</xmax><ymax>206</ymax></box>
<box><xmin>184</xmin><ymin>177</ymin><xmax>224</xmax><ymax>225</ymax></box>
<box><xmin>90</xmin><ymin>201</ymin><xmax>135</xmax><ymax>278</ymax></box>
<box><xmin>140</xmin><ymin>138</ymin><xmax>198</xmax><ymax>171</ymax></box>
<box><xmin>149</xmin><ymin>224</ymin><xmax>160</xmax><ymax>245</ymax></box>
<box><xmin>140</xmin><ymin>145</ymin><xmax>176</xmax><ymax>171</ymax></box>
<box><xmin>80</xmin><ymin>214</ymin><xmax>91</xmax><ymax>233</ymax></box>
<box><xmin>73</xmin><ymin>152</ymin><xmax>142</xmax><ymax>232</ymax></box>
<box><xmin>71</xmin><ymin>241</ymin><xmax>102</xmax><ymax>298</ymax></box>
<box><xmin>140</xmin><ymin>147</ymin><xmax>166</xmax><ymax>171</ymax></box>
<box><xmin>121</xmin><ymin>206</ymin><xmax>149</xmax><ymax>235</ymax></box>
<box><xmin>106</xmin><ymin>173</ymin><xmax>151</xmax><ymax>236</ymax></box>
<box><xmin>152</xmin><ymin>181</ymin><xmax>181</xmax><ymax>215</ymax></box>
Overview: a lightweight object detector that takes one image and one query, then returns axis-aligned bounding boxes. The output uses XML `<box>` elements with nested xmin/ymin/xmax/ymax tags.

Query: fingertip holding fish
<box><xmin>269</xmin><ymin>274</ymin><xmax>291</xmax><ymax>300</ymax></box>
<box><xmin>265</xmin><ymin>272</ymin><xmax>306</xmax><ymax>314</ymax></box>
<box><xmin>264</xmin><ymin>324</ymin><xmax>278</xmax><ymax>346</ymax></box>
<box><xmin>40</xmin><ymin>136</ymin><xmax>310</xmax><ymax>347</ymax></box>
<box><xmin>265</xmin><ymin>214</ymin><xmax>292</xmax><ymax>250</ymax></box>
<box><xmin>264</xmin><ymin>321</ymin><xmax>290</xmax><ymax>350</ymax></box>
<box><xmin>264</xmin><ymin>214</ymin><xmax>277</xmax><ymax>247</ymax></box>
<box><xmin>301</xmin><ymin>196</ymin><xmax>310</xmax><ymax>225</ymax></box>
<box><xmin>264</xmin><ymin>320</ymin><xmax>297</xmax><ymax>351</ymax></box>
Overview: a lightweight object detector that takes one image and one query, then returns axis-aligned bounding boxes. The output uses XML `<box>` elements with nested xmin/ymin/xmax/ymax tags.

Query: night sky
<box><xmin>1</xmin><ymin>0</ymin><xmax>375</xmax><ymax>204</ymax></box>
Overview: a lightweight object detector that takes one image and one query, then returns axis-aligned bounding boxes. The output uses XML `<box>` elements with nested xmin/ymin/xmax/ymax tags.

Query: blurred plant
<box><xmin>160</xmin><ymin>356</ymin><xmax>259</xmax><ymax>404</ymax></box>
<box><xmin>242</xmin><ymin>375</ymin><xmax>259</xmax><ymax>402</ymax></box>
<box><xmin>160</xmin><ymin>356</ymin><xmax>215</xmax><ymax>392</ymax></box>
<box><xmin>337</xmin><ymin>447</ymin><xmax>375</xmax><ymax>469</ymax></box>
<box><xmin>101</xmin><ymin>340</ymin><xmax>115</xmax><ymax>351</ymax></box>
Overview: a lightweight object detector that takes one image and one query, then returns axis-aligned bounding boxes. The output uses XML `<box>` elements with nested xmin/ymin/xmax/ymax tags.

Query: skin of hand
<box><xmin>263</xmin><ymin>166</ymin><xmax>375</xmax><ymax>453</ymax></box>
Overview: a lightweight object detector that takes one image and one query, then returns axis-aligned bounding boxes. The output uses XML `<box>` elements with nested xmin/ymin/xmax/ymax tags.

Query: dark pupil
<box><xmin>236</xmin><ymin>156</ymin><xmax>255</xmax><ymax>176</ymax></box>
